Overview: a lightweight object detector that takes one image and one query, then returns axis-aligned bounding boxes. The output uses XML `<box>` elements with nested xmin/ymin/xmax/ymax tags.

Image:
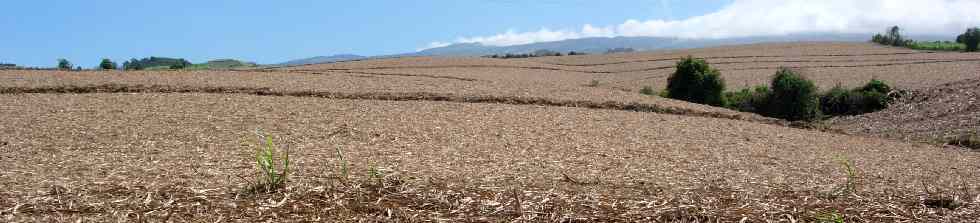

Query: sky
<box><xmin>1</xmin><ymin>0</ymin><xmax>978</xmax><ymax>67</ymax></box>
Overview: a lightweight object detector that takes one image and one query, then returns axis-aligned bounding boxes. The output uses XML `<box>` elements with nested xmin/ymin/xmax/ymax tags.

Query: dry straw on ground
<box><xmin>1</xmin><ymin>42</ymin><xmax>978</xmax><ymax>222</ymax></box>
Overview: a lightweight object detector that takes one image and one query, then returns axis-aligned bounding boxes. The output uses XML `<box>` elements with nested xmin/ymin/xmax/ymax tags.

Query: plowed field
<box><xmin>1</xmin><ymin>42</ymin><xmax>978</xmax><ymax>222</ymax></box>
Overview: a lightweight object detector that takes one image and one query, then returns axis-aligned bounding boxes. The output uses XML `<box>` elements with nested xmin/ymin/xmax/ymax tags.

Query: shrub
<box><xmin>819</xmin><ymin>86</ymin><xmax>855</xmax><ymax>116</ymax></box>
<box><xmin>666</xmin><ymin>56</ymin><xmax>727</xmax><ymax>107</ymax></box>
<box><xmin>907</xmin><ymin>41</ymin><xmax>966</xmax><ymax>51</ymax></box>
<box><xmin>169</xmin><ymin>59</ymin><xmax>191</xmax><ymax>69</ymax></box>
<box><xmin>860</xmin><ymin>79</ymin><xmax>891</xmax><ymax>94</ymax></box>
<box><xmin>725</xmin><ymin>85</ymin><xmax>770</xmax><ymax>113</ymax></box>
<box><xmin>820</xmin><ymin>79</ymin><xmax>894</xmax><ymax>116</ymax></box>
<box><xmin>962</xmin><ymin>27</ymin><xmax>980</xmax><ymax>52</ymax></box>
<box><xmin>57</xmin><ymin>59</ymin><xmax>72</xmax><ymax>70</ymax></box>
<box><xmin>768</xmin><ymin>68</ymin><xmax>820</xmax><ymax>121</ymax></box>
<box><xmin>99</xmin><ymin>58</ymin><xmax>117</xmax><ymax>70</ymax></box>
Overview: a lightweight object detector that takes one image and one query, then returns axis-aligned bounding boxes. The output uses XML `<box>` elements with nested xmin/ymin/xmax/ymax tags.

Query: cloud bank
<box><xmin>425</xmin><ymin>0</ymin><xmax>980</xmax><ymax>49</ymax></box>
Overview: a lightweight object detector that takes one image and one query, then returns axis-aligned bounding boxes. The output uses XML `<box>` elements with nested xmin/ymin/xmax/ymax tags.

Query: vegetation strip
<box><xmin>288</xmin><ymin>69</ymin><xmax>483</xmax><ymax>82</ymax></box>
<box><xmin>546</xmin><ymin>51</ymin><xmax>939</xmax><ymax>67</ymax></box>
<box><xmin>726</xmin><ymin>58</ymin><xmax>980</xmax><ymax>71</ymax></box>
<box><xmin>0</xmin><ymin>84</ymin><xmax>780</xmax><ymax>125</ymax></box>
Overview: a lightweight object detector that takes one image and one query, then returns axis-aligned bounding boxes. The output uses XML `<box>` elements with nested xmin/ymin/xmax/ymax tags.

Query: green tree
<box><xmin>886</xmin><ymin>26</ymin><xmax>906</xmax><ymax>46</ymax></box>
<box><xmin>99</xmin><ymin>58</ymin><xmax>117</xmax><ymax>70</ymax></box>
<box><xmin>170</xmin><ymin>59</ymin><xmax>191</xmax><ymax>69</ymax></box>
<box><xmin>962</xmin><ymin>27</ymin><xmax>980</xmax><ymax>52</ymax></box>
<box><xmin>666</xmin><ymin>56</ymin><xmax>727</xmax><ymax>106</ymax></box>
<box><xmin>768</xmin><ymin>68</ymin><xmax>820</xmax><ymax>121</ymax></box>
<box><xmin>57</xmin><ymin>58</ymin><xmax>72</xmax><ymax>70</ymax></box>
<box><xmin>124</xmin><ymin>58</ymin><xmax>142</xmax><ymax>70</ymax></box>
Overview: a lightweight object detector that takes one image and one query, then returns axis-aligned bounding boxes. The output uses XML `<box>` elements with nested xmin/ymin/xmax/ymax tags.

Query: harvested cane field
<box><xmin>1</xmin><ymin>42</ymin><xmax>979</xmax><ymax>222</ymax></box>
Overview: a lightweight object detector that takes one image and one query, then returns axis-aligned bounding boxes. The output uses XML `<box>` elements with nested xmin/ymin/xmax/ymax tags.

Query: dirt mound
<box><xmin>829</xmin><ymin>78</ymin><xmax>980</xmax><ymax>147</ymax></box>
<box><xmin>0</xmin><ymin>83</ymin><xmax>779</xmax><ymax>124</ymax></box>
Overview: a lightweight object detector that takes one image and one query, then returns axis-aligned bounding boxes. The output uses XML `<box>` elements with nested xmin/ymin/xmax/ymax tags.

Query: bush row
<box><xmin>664</xmin><ymin>58</ymin><xmax>896</xmax><ymax>121</ymax></box>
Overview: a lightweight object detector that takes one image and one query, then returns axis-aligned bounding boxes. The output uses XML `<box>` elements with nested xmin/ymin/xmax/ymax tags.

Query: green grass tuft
<box><xmin>253</xmin><ymin>130</ymin><xmax>290</xmax><ymax>193</ymax></box>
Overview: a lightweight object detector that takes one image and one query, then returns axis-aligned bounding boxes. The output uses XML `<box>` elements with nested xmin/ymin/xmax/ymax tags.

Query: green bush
<box><xmin>768</xmin><ymin>68</ymin><xmax>820</xmax><ymax>121</ymax></box>
<box><xmin>57</xmin><ymin>59</ymin><xmax>72</xmax><ymax>70</ymax></box>
<box><xmin>962</xmin><ymin>27</ymin><xmax>980</xmax><ymax>52</ymax></box>
<box><xmin>819</xmin><ymin>86</ymin><xmax>854</xmax><ymax>116</ymax></box>
<box><xmin>169</xmin><ymin>59</ymin><xmax>191</xmax><ymax>69</ymax></box>
<box><xmin>907</xmin><ymin>41</ymin><xmax>966</xmax><ymax>51</ymax></box>
<box><xmin>99</xmin><ymin>58</ymin><xmax>117</xmax><ymax>70</ymax></box>
<box><xmin>860</xmin><ymin>79</ymin><xmax>891</xmax><ymax>94</ymax></box>
<box><xmin>725</xmin><ymin>85</ymin><xmax>770</xmax><ymax>113</ymax></box>
<box><xmin>820</xmin><ymin>79</ymin><xmax>894</xmax><ymax>117</ymax></box>
<box><xmin>666</xmin><ymin>56</ymin><xmax>727</xmax><ymax>106</ymax></box>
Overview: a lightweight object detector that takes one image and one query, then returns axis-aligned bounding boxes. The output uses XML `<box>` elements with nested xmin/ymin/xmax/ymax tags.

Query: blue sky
<box><xmin>2</xmin><ymin>0</ymin><xmax>978</xmax><ymax>67</ymax></box>
<box><xmin>0</xmin><ymin>0</ymin><xmax>726</xmax><ymax>67</ymax></box>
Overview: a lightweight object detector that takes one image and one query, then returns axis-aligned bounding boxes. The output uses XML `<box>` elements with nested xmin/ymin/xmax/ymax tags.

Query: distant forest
<box><xmin>123</xmin><ymin>57</ymin><xmax>192</xmax><ymax>70</ymax></box>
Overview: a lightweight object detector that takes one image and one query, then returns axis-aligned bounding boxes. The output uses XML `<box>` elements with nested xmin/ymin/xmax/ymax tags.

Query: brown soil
<box><xmin>2</xmin><ymin>93</ymin><xmax>979</xmax><ymax>222</ymax></box>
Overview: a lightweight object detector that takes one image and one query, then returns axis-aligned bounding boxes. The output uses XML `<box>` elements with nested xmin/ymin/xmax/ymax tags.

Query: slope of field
<box><xmin>0</xmin><ymin>69</ymin><xmax>774</xmax><ymax>125</ymax></box>
<box><xmin>1</xmin><ymin>94</ymin><xmax>978</xmax><ymax>222</ymax></box>
<box><xmin>828</xmin><ymin>77</ymin><xmax>980</xmax><ymax>145</ymax></box>
<box><xmin>289</xmin><ymin>42</ymin><xmax>979</xmax><ymax>93</ymax></box>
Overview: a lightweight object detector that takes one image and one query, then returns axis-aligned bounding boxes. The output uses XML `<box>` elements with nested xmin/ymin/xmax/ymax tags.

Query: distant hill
<box><xmin>188</xmin><ymin>59</ymin><xmax>258</xmax><ymax>70</ymax></box>
<box><xmin>277</xmin><ymin>54</ymin><xmax>365</xmax><ymax>66</ymax></box>
<box><xmin>414</xmin><ymin>33</ymin><xmax>874</xmax><ymax>56</ymax></box>
<box><xmin>279</xmin><ymin>33</ymin><xmax>959</xmax><ymax>66</ymax></box>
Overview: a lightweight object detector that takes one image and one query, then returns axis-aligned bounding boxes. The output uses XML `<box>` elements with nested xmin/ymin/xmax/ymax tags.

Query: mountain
<box><xmin>279</xmin><ymin>33</ymin><xmax>958</xmax><ymax>66</ymax></box>
<box><xmin>415</xmin><ymin>33</ymin><xmax>873</xmax><ymax>56</ymax></box>
<box><xmin>278</xmin><ymin>54</ymin><xmax>365</xmax><ymax>66</ymax></box>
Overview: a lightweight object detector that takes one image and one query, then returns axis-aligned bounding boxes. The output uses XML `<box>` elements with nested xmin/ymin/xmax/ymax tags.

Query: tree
<box><xmin>124</xmin><ymin>58</ymin><xmax>142</xmax><ymax>70</ymax></box>
<box><xmin>170</xmin><ymin>59</ymin><xmax>191</xmax><ymax>69</ymax></box>
<box><xmin>886</xmin><ymin>26</ymin><xmax>906</xmax><ymax>46</ymax></box>
<box><xmin>666</xmin><ymin>56</ymin><xmax>727</xmax><ymax>106</ymax></box>
<box><xmin>99</xmin><ymin>58</ymin><xmax>117</xmax><ymax>70</ymax></box>
<box><xmin>57</xmin><ymin>58</ymin><xmax>72</xmax><ymax>70</ymax></box>
<box><xmin>962</xmin><ymin>27</ymin><xmax>980</xmax><ymax>52</ymax></box>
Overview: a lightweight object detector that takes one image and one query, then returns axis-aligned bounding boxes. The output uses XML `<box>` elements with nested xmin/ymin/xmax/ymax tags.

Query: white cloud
<box><xmin>433</xmin><ymin>0</ymin><xmax>980</xmax><ymax>47</ymax></box>
<box><xmin>454</xmin><ymin>29</ymin><xmax>587</xmax><ymax>46</ymax></box>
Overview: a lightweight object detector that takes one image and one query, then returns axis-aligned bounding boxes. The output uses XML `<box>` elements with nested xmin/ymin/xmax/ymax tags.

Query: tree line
<box><xmin>872</xmin><ymin>26</ymin><xmax>979</xmax><ymax>52</ymax></box>
<box><xmin>484</xmin><ymin>50</ymin><xmax>587</xmax><ymax>59</ymax></box>
<box><xmin>54</xmin><ymin>57</ymin><xmax>194</xmax><ymax>71</ymax></box>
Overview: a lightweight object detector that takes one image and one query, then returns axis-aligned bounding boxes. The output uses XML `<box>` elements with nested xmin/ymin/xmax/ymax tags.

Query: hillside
<box><xmin>187</xmin><ymin>59</ymin><xmax>258</xmax><ymax>70</ymax></box>
<box><xmin>277</xmin><ymin>54</ymin><xmax>365</xmax><ymax>66</ymax></box>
